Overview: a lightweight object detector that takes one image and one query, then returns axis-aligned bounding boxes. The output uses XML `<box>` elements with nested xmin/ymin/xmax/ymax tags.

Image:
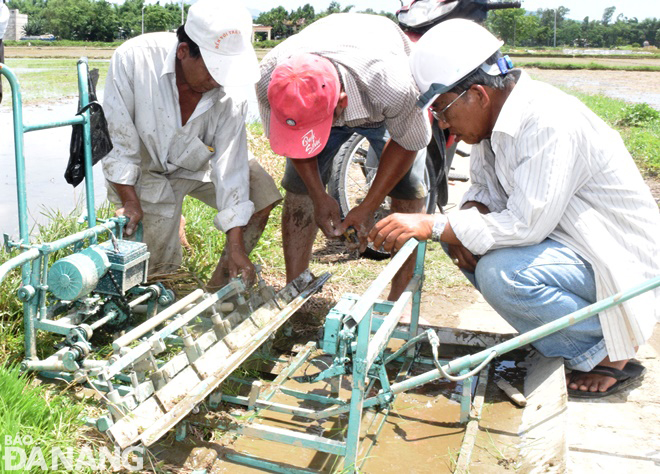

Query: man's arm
<box><xmin>340</xmin><ymin>139</ymin><xmax>417</xmax><ymax>248</ymax></box>
<box><xmin>209</xmin><ymin>100</ymin><xmax>256</xmax><ymax>283</ymax></box>
<box><xmin>225</xmin><ymin>226</ymin><xmax>255</xmax><ymax>284</ymax></box>
<box><xmin>368</xmin><ymin>200</ymin><xmax>491</xmax><ymax>271</ymax></box>
<box><xmin>102</xmin><ymin>46</ymin><xmax>145</xmax><ymax>232</ymax></box>
<box><xmin>289</xmin><ymin>157</ymin><xmax>343</xmax><ymax>237</ymax></box>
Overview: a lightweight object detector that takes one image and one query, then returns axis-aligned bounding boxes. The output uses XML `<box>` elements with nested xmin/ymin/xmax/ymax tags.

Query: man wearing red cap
<box><xmin>102</xmin><ymin>0</ymin><xmax>281</xmax><ymax>289</ymax></box>
<box><xmin>257</xmin><ymin>13</ymin><xmax>432</xmax><ymax>300</ymax></box>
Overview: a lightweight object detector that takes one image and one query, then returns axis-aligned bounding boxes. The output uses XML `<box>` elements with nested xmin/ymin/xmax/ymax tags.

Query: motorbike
<box><xmin>329</xmin><ymin>0</ymin><xmax>520</xmax><ymax>259</ymax></box>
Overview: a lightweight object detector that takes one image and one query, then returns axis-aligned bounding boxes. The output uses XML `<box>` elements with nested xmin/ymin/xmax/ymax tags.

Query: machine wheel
<box><xmin>328</xmin><ymin>133</ymin><xmax>437</xmax><ymax>260</ymax></box>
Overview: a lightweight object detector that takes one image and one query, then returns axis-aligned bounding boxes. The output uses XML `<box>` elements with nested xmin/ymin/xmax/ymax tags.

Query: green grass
<box><xmin>505</xmin><ymin>48</ymin><xmax>660</xmax><ymax>59</ymax></box>
<box><xmin>0</xmin><ymin>364</ymin><xmax>88</xmax><ymax>474</ymax></box>
<box><xmin>5</xmin><ymin>40</ymin><xmax>122</xmax><ymax>48</ymax></box>
<box><xmin>570</xmin><ymin>93</ymin><xmax>660</xmax><ymax>176</ymax></box>
<box><xmin>517</xmin><ymin>61</ymin><xmax>660</xmax><ymax>72</ymax></box>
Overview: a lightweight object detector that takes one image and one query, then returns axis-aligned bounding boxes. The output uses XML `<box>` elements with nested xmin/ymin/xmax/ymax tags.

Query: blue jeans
<box><xmin>455</xmin><ymin>239</ymin><xmax>607</xmax><ymax>371</ymax></box>
<box><xmin>281</xmin><ymin>125</ymin><xmax>427</xmax><ymax>199</ymax></box>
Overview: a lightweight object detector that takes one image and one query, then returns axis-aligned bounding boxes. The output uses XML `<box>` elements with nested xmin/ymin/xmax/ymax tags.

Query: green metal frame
<box><xmin>0</xmin><ymin>60</ymin><xmax>135</xmax><ymax>363</ymax></box>
<box><xmin>207</xmin><ymin>236</ymin><xmax>659</xmax><ymax>473</ymax></box>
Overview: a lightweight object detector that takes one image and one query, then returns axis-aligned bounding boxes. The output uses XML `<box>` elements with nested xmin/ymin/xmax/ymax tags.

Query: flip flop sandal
<box><xmin>567</xmin><ymin>361</ymin><xmax>646</xmax><ymax>399</ymax></box>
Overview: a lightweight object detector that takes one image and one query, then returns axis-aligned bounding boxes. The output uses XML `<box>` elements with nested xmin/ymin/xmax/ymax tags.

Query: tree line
<box><xmin>487</xmin><ymin>6</ymin><xmax>659</xmax><ymax>48</ymax></box>
<box><xmin>8</xmin><ymin>0</ymin><xmax>187</xmax><ymax>41</ymax></box>
<box><xmin>6</xmin><ymin>0</ymin><xmax>658</xmax><ymax>48</ymax></box>
<box><xmin>6</xmin><ymin>0</ymin><xmax>392</xmax><ymax>43</ymax></box>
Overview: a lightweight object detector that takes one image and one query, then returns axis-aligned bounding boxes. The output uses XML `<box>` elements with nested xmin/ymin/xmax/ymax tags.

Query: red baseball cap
<box><xmin>267</xmin><ymin>54</ymin><xmax>341</xmax><ymax>158</ymax></box>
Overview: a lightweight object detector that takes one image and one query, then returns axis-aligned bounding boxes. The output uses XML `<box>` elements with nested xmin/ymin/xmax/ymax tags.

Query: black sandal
<box><xmin>567</xmin><ymin>361</ymin><xmax>646</xmax><ymax>399</ymax></box>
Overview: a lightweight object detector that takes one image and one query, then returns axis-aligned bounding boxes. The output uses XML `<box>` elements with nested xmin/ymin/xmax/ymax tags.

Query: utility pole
<box><xmin>141</xmin><ymin>5</ymin><xmax>145</xmax><ymax>35</ymax></box>
<box><xmin>181</xmin><ymin>0</ymin><xmax>184</xmax><ymax>25</ymax></box>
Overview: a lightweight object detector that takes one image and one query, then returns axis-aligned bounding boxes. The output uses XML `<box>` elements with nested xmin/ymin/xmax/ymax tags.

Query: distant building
<box><xmin>6</xmin><ymin>9</ymin><xmax>27</xmax><ymax>41</ymax></box>
<box><xmin>252</xmin><ymin>24</ymin><xmax>272</xmax><ymax>42</ymax></box>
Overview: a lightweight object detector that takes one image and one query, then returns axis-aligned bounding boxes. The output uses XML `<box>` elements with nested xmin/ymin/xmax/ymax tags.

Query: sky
<box><xmin>239</xmin><ymin>0</ymin><xmax>658</xmax><ymax>21</ymax></box>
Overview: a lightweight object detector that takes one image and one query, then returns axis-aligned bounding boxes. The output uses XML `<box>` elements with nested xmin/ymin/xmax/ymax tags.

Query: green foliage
<box><xmin>39</xmin><ymin>0</ymin><xmax>118</xmax><ymax>41</ymax></box>
<box><xmin>616</xmin><ymin>103</ymin><xmax>660</xmax><ymax>127</ymax></box>
<box><xmin>0</xmin><ymin>364</ymin><xmax>86</xmax><ymax>474</ymax></box>
<box><xmin>7</xmin><ymin>0</ymin><xmax>186</xmax><ymax>41</ymax></box>
<box><xmin>571</xmin><ymin>92</ymin><xmax>660</xmax><ymax>176</ymax></box>
<box><xmin>487</xmin><ymin>5</ymin><xmax>659</xmax><ymax>48</ymax></box>
<box><xmin>254</xmin><ymin>2</ymin><xmax>393</xmax><ymax>40</ymax></box>
<box><xmin>254</xmin><ymin>39</ymin><xmax>284</xmax><ymax>49</ymax></box>
<box><xmin>6</xmin><ymin>0</ymin><xmax>47</xmax><ymax>16</ymax></box>
<box><xmin>22</xmin><ymin>17</ymin><xmax>46</xmax><ymax>36</ymax></box>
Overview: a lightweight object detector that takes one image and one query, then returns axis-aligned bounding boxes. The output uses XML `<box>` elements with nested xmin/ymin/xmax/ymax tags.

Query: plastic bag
<box><xmin>65</xmin><ymin>68</ymin><xmax>113</xmax><ymax>187</ymax></box>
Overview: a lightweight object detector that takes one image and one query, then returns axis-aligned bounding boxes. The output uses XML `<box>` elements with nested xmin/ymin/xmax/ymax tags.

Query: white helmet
<box><xmin>411</xmin><ymin>19</ymin><xmax>504</xmax><ymax>108</ymax></box>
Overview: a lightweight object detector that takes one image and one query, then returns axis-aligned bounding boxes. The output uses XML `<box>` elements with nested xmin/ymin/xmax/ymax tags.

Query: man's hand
<box><xmin>225</xmin><ymin>227</ymin><xmax>256</xmax><ymax>286</ymax></box>
<box><xmin>368</xmin><ymin>213</ymin><xmax>434</xmax><ymax>253</ymax></box>
<box><xmin>111</xmin><ymin>182</ymin><xmax>143</xmax><ymax>236</ymax></box>
<box><xmin>313</xmin><ymin>192</ymin><xmax>343</xmax><ymax>238</ymax></box>
<box><xmin>447</xmin><ymin>243</ymin><xmax>478</xmax><ymax>272</ymax></box>
<box><xmin>227</xmin><ymin>246</ymin><xmax>256</xmax><ymax>286</ymax></box>
<box><xmin>115</xmin><ymin>200</ymin><xmax>143</xmax><ymax>236</ymax></box>
<box><xmin>340</xmin><ymin>204</ymin><xmax>377</xmax><ymax>252</ymax></box>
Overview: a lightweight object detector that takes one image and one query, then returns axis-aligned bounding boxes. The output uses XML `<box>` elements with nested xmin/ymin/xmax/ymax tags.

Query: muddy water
<box><xmin>0</xmin><ymin>99</ymin><xmax>108</xmax><ymax>237</ymax></box>
<box><xmin>158</xmin><ymin>351</ymin><xmax>468</xmax><ymax>473</ymax></box>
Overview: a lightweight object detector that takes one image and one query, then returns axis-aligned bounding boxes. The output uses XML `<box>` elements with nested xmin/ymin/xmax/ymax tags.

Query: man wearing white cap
<box><xmin>257</xmin><ymin>13</ymin><xmax>432</xmax><ymax>301</ymax></box>
<box><xmin>103</xmin><ymin>0</ymin><xmax>281</xmax><ymax>288</ymax></box>
<box><xmin>371</xmin><ymin>19</ymin><xmax>660</xmax><ymax>398</ymax></box>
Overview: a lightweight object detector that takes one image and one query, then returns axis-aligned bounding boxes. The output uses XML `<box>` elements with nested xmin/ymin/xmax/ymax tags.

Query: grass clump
<box><xmin>517</xmin><ymin>61</ymin><xmax>660</xmax><ymax>72</ymax></box>
<box><xmin>571</xmin><ymin>93</ymin><xmax>660</xmax><ymax>176</ymax></box>
<box><xmin>616</xmin><ymin>103</ymin><xmax>660</xmax><ymax>127</ymax></box>
<box><xmin>0</xmin><ymin>364</ymin><xmax>87</xmax><ymax>474</ymax></box>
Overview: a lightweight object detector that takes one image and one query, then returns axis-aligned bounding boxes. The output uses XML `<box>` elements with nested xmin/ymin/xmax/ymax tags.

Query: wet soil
<box><xmin>526</xmin><ymin>68</ymin><xmax>660</xmax><ymax>110</ymax></box>
<box><xmin>148</xmin><ymin>341</ymin><xmax>529</xmax><ymax>473</ymax></box>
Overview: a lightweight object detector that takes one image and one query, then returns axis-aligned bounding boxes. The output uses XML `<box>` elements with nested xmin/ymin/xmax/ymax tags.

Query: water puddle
<box><xmin>0</xmin><ymin>99</ymin><xmax>108</xmax><ymax>238</ymax></box>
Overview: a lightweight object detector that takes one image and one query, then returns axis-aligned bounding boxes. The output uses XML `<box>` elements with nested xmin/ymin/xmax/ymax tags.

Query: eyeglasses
<box><xmin>430</xmin><ymin>89</ymin><xmax>467</xmax><ymax>123</ymax></box>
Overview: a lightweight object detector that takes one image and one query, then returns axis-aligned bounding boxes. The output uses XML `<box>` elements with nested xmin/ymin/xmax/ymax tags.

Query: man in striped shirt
<box><xmin>371</xmin><ymin>20</ymin><xmax>660</xmax><ymax>398</ymax></box>
<box><xmin>257</xmin><ymin>13</ymin><xmax>432</xmax><ymax>302</ymax></box>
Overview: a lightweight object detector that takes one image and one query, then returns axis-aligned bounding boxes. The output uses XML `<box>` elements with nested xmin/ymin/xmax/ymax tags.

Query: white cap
<box><xmin>184</xmin><ymin>0</ymin><xmax>259</xmax><ymax>87</ymax></box>
<box><xmin>411</xmin><ymin>19</ymin><xmax>504</xmax><ymax>108</ymax></box>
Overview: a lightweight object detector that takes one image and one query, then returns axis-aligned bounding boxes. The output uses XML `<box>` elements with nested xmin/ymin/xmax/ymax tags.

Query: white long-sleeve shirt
<box><xmin>449</xmin><ymin>70</ymin><xmax>660</xmax><ymax>360</ymax></box>
<box><xmin>102</xmin><ymin>32</ymin><xmax>254</xmax><ymax>232</ymax></box>
<box><xmin>0</xmin><ymin>4</ymin><xmax>9</xmax><ymax>40</ymax></box>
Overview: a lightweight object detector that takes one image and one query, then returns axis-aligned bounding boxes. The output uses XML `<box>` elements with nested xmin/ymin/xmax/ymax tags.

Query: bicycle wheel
<box><xmin>329</xmin><ymin>133</ymin><xmax>437</xmax><ymax>260</ymax></box>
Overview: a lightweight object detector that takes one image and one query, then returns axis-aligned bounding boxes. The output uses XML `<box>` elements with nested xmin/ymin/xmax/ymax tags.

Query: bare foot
<box><xmin>567</xmin><ymin>356</ymin><xmax>628</xmax><ymax>394</ymax></box>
